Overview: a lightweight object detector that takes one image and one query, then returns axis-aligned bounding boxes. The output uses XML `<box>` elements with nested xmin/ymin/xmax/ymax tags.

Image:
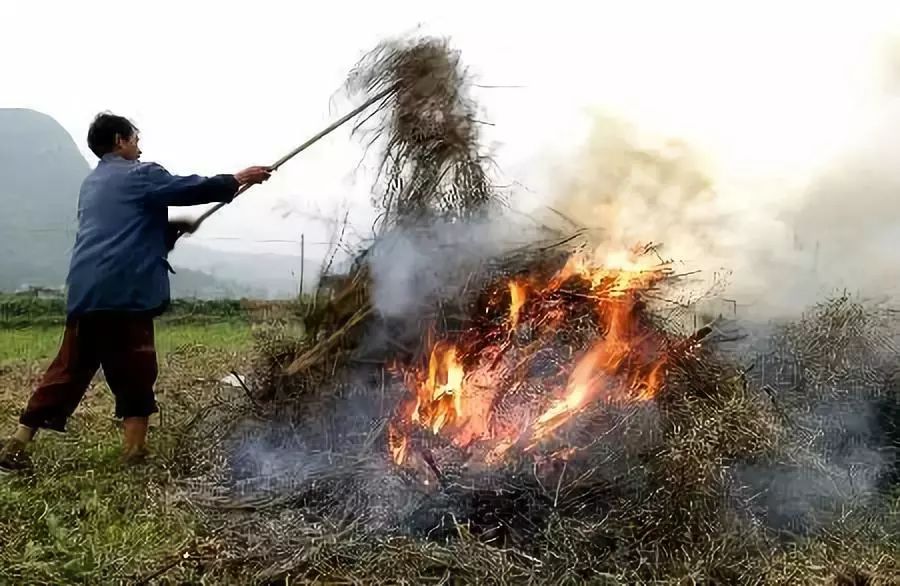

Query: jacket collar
<box><xmin>100</xmin><ymin>154</ymin><xmax>137</xmax><ymax>164</ymax></box>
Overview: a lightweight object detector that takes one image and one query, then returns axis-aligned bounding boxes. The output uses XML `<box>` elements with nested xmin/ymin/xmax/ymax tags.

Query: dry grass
<box><xmin>172</xmin><ymin>277</ymin><xmax>900</xmax><ymax>584</ymax></box>
<box><xmin>346</xmin><ymin>36</ymin><xmax>499</xmax><ymax>229</ymax></box>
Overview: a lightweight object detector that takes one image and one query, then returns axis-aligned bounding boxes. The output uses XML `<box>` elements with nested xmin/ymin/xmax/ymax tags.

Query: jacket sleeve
<box><xmin>137</xmin><ymin>162</ymin><xmax>240</xmax><ymax>207</ymax></box>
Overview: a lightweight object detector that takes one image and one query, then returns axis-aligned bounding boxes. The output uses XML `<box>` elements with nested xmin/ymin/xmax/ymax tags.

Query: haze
<box><xmin>4</xmin><ymin>1</ymin><xmax>900</xmax><ymax>287</ymax></box>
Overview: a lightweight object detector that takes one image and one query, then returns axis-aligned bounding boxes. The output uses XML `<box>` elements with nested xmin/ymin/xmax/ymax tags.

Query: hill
<box><xmin>0</xmin><ymin>108</ymin><xmax>316</xmax><ymax>298</ymax></box>
<box><xmin>0</xmin><ymin>108</ymin><xmax>85</xmax><ymax>290</ymax></box>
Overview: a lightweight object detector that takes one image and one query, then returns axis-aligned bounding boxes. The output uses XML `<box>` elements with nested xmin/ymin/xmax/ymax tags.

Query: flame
<box><xmin>410</xmin><ymin>343</ymin><xmax>466</xmax><ymax>435</ymax></box>
<box><xmin>390</xmin><ymin>246</ymin><xmax>674</xmax><ymax>467</ymax></box>
<box><xmin>531</xmin><ymin>291</ymin><xmax>659</xmax><ymax>441</ymax></box>
<box><xmin>508</xmin><ymin>281</ymin><xmax>527</xmax><ymax>328</ymax></box>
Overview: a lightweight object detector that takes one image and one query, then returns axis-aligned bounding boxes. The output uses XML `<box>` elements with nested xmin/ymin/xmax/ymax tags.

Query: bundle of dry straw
<box><xmin>346</xmin><ymin>36</ymin><xmax>498</xmax><ymax>229</ymax></box>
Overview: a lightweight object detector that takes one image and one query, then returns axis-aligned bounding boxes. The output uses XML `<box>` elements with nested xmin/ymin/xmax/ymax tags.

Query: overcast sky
<box><xmin>4</xmin><ymin>1</ymin><xmax>900</xmax><ymax>258</ymax></box>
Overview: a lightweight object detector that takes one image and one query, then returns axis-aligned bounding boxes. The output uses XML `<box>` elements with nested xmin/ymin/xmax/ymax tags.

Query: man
<box><xmin>0</xmin><ymin>112</ymin><xmax>272</xmax><ymax>473</ymax></box>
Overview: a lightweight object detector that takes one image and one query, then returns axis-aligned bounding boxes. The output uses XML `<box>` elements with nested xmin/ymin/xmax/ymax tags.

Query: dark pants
<box><xmin>19</xmin><ymin>313</ymin><xmax>159</xmax><ymax>432</ymax></box>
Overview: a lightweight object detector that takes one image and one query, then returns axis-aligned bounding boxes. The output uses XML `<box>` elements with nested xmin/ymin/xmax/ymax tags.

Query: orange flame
<box><xmin>390</xmin><ymin>247</ymin><xmax>672</xmax><ymax>467</ymax></box>
<box><xmin>409</xmin><ymin>343</ymin><xmax>466</xmax><ymax>435</ymax></box>
<box><xmin>508</xmin><ymin>281</ymin><xmax>527</xmax><ymax>328</ymax></box>
<box><xmin>531</xmin><ymin>290</ymin><xmax>661</xmax><ymax>441</ymax></box>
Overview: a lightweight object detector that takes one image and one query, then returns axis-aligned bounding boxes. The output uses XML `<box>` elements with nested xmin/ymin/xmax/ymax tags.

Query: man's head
<box><xmin>87</xmin><ymin>112</ymin><xmax>141</xmax><ymax>160</ymax></box>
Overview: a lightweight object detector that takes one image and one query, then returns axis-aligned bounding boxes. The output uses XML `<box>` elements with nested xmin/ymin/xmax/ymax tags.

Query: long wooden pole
<box><xmin>189</xmin><ymin>86</ymin><xmax>396</xmax><ymax>232</ymax></box>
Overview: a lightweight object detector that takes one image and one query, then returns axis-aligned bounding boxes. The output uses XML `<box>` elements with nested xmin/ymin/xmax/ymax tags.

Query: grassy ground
<box><xmin>0</xmin><ymin>311</ymin><xmax>896</xmax><ymax>584</ymax></box>
<box><xmin>0</xmin><ymin>321</ymin><xmax>253</xmax><ymax>365</ymax></box>
<box><xmin>0</xmin><ymin>318</ymin><xmax>255</xmax><ymax>584</ymax></box>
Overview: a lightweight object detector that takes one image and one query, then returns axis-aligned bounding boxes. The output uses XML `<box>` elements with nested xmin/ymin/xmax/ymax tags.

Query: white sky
<box><xmin>4</xmin><ymin>1</ymin><xmax>900</xmax><ymax>258</ymax></box>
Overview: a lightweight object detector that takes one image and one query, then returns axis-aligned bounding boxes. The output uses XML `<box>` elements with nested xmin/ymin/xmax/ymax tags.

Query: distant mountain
<box><xmin>170</xmin><ymin>240</ymin><xmax>320</xmax><ymax>299</ymax></box>
<box><xmin>0</xmin><ymin>108</ymin><xmax>86</xmax><ymax>290</ymax></box>
<box><xmin>0</xmin><ymin>108</ymin><xmax>315</xmax><ymax>299</ymax></box>
<box><xmin>169</xmin><ymin>265</ymin><xmax>268</xmax><ymax>299</ymax></box>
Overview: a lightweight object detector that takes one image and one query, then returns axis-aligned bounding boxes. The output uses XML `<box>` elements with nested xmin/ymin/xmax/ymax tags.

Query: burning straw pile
<box><xmin>174</xmin><ymin>37</ymin><xmax>900</xmax><ymax>584</ymax></box>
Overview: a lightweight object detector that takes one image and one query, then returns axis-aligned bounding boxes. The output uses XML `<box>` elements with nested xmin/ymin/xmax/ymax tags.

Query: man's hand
<box><xmin>234</xmin><ymin>166</ymin><xmax>272</xmax><ymax>186</ymax></box>
<box><xmin>166</xmin><ymin>219</ymin><xmax>196</xmax><ymax>252</ymax></box>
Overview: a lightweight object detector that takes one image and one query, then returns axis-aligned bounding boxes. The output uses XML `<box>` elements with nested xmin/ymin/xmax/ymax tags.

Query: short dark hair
<box><xmin>87</xmin><ymin>112</ymin><xmax>138</xmax><ymax>158</ymax></box>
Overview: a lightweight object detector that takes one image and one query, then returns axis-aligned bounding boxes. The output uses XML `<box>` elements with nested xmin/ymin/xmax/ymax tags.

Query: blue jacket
<box><xmin>66</xmin><ymin>154</ymin><xmax>239</xmax><ymax>318</ymax></box>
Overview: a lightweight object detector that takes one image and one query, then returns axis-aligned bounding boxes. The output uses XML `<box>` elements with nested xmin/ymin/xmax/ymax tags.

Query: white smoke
<box><xmin>366</xmin><ymin>215</ymin><xmax>544</xmax><ymax>319</ymax></box>
<box><xmin>524</xmin><ymin>93</ymin><xmax>900</xmax><ymax>320</ymax></box>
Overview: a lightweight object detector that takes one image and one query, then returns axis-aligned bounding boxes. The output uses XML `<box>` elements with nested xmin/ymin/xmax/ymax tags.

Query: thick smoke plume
<box><xmin>791</xmin><ymin>104</ymin><xmax>900</xmax><ymax>301</ymax></box>
<box><xmin>366</xmin><ymin>216</ymin><xmax>544</xmax><ymax>321</ymax></box>
<box><xmin>526</xmin><ymin>121</ymin><xmax>801</xmax><ymax>318</ymax></box>
<box><xmin>532</xmin><ymin>100</ymin><xmax>900</xmax><ymax>320</ymax></box>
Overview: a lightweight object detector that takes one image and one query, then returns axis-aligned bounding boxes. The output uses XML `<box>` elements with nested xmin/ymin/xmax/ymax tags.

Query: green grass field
<box><xmin>0</xmin><ymin>318</ymin><xmax>255</xmax><ymax>584</ymax></box>
<box><xmin>0</xmin><ymin>321</ymin><xmax>253</xmax><ymax>365</ymax></box>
